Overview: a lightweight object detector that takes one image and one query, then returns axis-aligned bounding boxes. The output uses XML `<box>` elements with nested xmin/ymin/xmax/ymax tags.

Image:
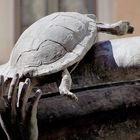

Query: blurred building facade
<box><xmin>0</xmin><ymin>0</ymin><xmax>140</xmax><ymax>64</ymax></box>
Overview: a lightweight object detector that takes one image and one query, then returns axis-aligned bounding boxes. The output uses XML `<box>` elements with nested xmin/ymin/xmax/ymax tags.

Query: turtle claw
<box><xmin>67</xmin><ymin>93</ymin><xmax>78</xmax><ymax>101</ymax></box>
<box><xmin>71</xmin><ymin>94</ymin><xmax>78</xmax><ymax>101</ymax></box>
<box><xmin>65</xmin><ymin>92</ymin><xmax>78</xmax><ymax>101</ymax></box>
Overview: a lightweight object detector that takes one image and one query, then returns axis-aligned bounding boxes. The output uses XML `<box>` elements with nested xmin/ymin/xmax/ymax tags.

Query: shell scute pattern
<box><xmin>16</xmin><ymin>40</ymin><xmax>67</xmax><ymax>68</ymax></box>
<box><xmin>7</xmin><ymin>12</ymin><xmax>96</xmax><ymax>77</ymax></box>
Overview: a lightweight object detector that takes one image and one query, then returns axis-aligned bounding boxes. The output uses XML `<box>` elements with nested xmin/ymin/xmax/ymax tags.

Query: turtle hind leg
<box><xmin>59</xmin><ymin>69</ymin><xmax>78</xmax><ymax>101</ymax></box>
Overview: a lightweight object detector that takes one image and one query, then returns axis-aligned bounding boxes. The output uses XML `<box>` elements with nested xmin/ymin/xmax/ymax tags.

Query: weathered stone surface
<box><xmin>36</xmin><ymin>80</ymin><xmax>140</xmax><ymax>140</ymax></box>
<box><xmin>38</xmin><ymin>106</ymin><xmax>140</xmax><ymax>140</ymax></box>
<box><xmin>37</xmin><ymin>81</ymin><xmax>140</xmax><ymax>124</ymax></box>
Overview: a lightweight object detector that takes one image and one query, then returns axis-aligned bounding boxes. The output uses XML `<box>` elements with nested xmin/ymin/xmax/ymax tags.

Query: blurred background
<box><xmin>0</xmin><ymin>0</ymin><xmax>140</xmax><ymax>64</ymax></box>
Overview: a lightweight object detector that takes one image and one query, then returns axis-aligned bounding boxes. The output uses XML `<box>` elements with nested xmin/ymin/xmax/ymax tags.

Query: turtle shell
<box><xmin>7</xmin><ymin>12</ymin><xmax>97</xmax><ymax>77</ymax></box>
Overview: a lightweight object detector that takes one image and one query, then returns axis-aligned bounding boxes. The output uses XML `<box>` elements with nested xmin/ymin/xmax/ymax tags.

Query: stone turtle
<box><xmin>0</xmin><ymin>12</ymin><xmax>133</xmax><ymax>100</ymax></box>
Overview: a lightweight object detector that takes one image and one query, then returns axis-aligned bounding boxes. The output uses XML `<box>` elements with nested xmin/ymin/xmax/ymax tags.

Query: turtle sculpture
<box><xmin>0</xmin><ymin>12</ymin><xmax>133</xmax><ymax>100</ymax></box>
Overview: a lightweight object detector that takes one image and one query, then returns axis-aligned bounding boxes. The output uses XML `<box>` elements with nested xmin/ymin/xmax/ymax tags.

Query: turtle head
<box><xmin>117</xmin><ymin>21</ymin><xmax>134</xmax><ymax>35</ymax></box>
<box><xmin>127</xmin><ymin>25</ymin><xmax>134</xmax><ymax>34</ymax></box>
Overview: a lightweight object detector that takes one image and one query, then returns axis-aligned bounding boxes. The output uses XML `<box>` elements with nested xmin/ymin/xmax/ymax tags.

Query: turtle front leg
<box><xmin>59</xmin><ymin>69</ymin><xmax>78</xmax><ymax>101</ymax></box>
<box><xmin>97</xmin><ymin>20</ymin><xmax>134</xmax><ymax>35</ymax></box>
